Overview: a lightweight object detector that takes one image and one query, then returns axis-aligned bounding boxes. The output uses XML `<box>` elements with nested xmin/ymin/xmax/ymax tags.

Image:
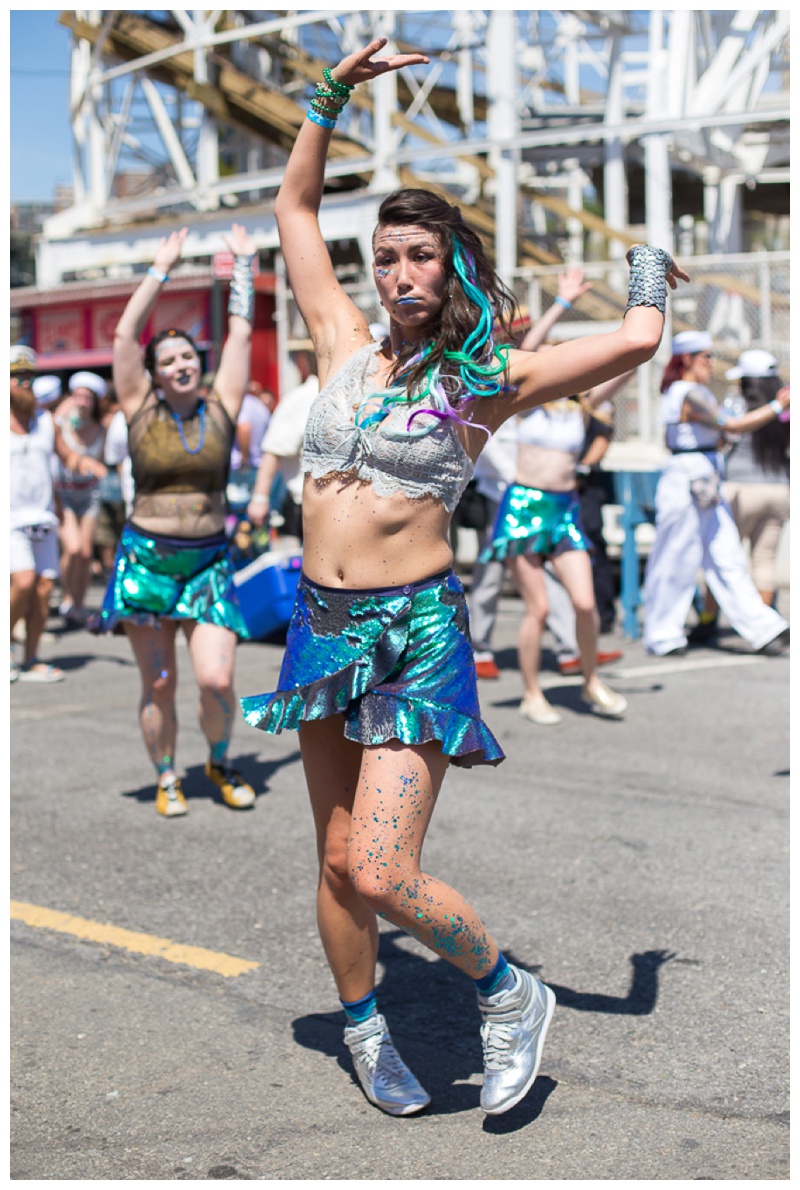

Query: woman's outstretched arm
<box><xmin>112</xmin><ymin>228</ymin><xmax>188</xmax><ymax>415</ymax></box>
<box><xmin>213</xmin><ymin>222</ymin><xmax>255</xmax><ymax>422</ymax></box>
<box><xmin>493</xmin><ymin>248</ymin><xmax>690</xmax><ymax>427</ymax></box>
<box><xmin>273</xmin><ymin>36</ymin><xmax>429</xmax><ymax>378</ymax></box>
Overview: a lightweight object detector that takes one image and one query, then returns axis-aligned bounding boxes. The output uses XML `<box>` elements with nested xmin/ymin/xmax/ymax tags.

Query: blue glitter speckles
<box><xmin>481</xmin><ymin>482</ymin><xmax>590</xmax><ymax>563</ymax></box>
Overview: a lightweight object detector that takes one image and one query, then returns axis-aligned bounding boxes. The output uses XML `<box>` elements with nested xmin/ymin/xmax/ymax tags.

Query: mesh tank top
<box><xmin>301</xmin><ymin>343</ymin><xmax>474</xmax><ymax>512</ymax></box>
<box><xmin>128</xmin><ymin>390</ymin><xmax>235</xmax><ymax>498</ymax></box>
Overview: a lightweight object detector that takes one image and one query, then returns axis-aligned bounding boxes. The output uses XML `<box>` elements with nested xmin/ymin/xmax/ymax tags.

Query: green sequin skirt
<box><xmin>481</xmin><ymin>483</ymin><xmax>589</xmax><ymax>562</ymax></box>
<box><xmin>89</xmin><ymin>523</ymin><xmax>250</xmax><ymax>638</ymax></box>
<box><xmin>241</xmin><ymin>570</ymin><xmax>504</xmax><ymax>767</ymax></box>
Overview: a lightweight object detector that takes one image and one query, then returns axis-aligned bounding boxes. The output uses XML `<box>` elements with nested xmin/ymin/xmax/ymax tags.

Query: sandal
<box><xmin>18</xmin><ymin>659</ymin><xmax>65</xmax><ymax>683</ymax></box>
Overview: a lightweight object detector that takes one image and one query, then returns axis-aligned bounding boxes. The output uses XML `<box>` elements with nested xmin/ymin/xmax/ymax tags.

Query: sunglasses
<box><xmin>11</xmin><ymin>371</ymin><xmax>35</xmax><ymax>385</ymax></box>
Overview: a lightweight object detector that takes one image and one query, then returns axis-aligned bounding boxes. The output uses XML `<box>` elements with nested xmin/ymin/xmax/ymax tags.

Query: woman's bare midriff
<box><xmin>514</xmin><ymin>443</ymin><xmax>578</xmax><ymax>492</ymax></box>
<box><xmin>300</xmin><ymin>473</ymin><xmax>454</xmax><ymax>588</ymax></box>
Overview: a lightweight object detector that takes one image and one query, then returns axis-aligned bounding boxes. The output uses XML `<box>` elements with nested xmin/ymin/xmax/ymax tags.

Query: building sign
<box><xmin>92</xmin><ymin>301</ymin><xmax>128</xmax><ymax>348</ymax></box>
<box><xmin>151</xmin><ymin>293</ymin><xmax>210</xmax><ymax>344</ymax></box>
<box><xmin>37</xmin><ymin>307</ymin><xmax>85</xmax><ymax>352</ymax></box>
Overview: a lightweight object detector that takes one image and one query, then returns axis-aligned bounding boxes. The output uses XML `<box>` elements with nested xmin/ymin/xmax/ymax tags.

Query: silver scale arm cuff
<box><xmin>625</xmin><ymin>245</ymin><xmax>674</xmax><ymax>317</ymax></box>
<box><xmin>228</xmin><ymin>254</ymin><xmax>256</xmax><ymax>324</ymax></box>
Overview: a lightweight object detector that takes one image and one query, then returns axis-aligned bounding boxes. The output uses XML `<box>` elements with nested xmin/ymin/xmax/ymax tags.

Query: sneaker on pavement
<box><xmin>478</xmin><ymin>966</ymin><xmax>556</xmax><ymax>1116</ymax></box>
<box><xmin>205</xmin><ymin>760</ymin><xmax>256</xmax><ymax>809</ymax></box>
<box><xmin>758</xmin><ymin>627</ymin><xmax>790</xmax><ymax>656</ymax></box>
<box><xmin>155</xmin><ymin>775</ymin><xmax>188</xmax><ymax>818</ymax></box>
<box><xmin>474</xmin><ymin>652</ymin><xmax>500</xmax><ymax>680</ymax></box>
<box><xmin>343</xmin><ymin>1012</ymin><xmax>430</xmax><ymax>1116</ymax></box>
<box><xmin>519</xmin><ymin>694</ymin><xmax>561</xmax><ymax>726</ymax></box>
<box><xmin>581</xmin><ymin>678</ymin><xmax>627</xmax><ymax>718</ymax></box>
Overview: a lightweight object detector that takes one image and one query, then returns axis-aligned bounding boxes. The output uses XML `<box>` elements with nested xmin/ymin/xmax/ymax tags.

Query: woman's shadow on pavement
<box><xmin>292</xmin><ymin>930</ymin><xmax>675</xmax><ymax>1130</ymax></box>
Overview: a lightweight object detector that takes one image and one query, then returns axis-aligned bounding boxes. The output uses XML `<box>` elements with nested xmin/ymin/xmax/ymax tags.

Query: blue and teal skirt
<box><xmin>241</xmin><ymin>569</ymin><xmax>503</xmax><ymax>768</ymax></box>
<box><xmin>481</xmin><ymin>483</ymin><xmax>589</xmax><ymax>562</ymax></box>
<box><xmin>89</xmin><ymin>522</ymin><xmax>250</xmax><ymax>638</ymax></box>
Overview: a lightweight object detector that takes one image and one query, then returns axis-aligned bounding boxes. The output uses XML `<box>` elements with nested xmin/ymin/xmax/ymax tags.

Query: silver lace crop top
<box><xmin>300</xmin><ymin>342</ymin><xmax>475</xmax><ymax>512</ymax></box>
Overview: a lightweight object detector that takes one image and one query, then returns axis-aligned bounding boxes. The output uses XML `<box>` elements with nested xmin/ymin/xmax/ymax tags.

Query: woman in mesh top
<box><xmin>241</xmin><ymin>37</ymin><xmax>689</xmax><ymax>1119</ymax></box>
<box><xmin>91</xmin><ymin>223</ymin><xmax>259</xmax><ymax>819</ymax></box>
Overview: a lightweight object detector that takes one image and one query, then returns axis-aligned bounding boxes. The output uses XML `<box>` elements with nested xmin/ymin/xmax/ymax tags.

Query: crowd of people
<box><xmin>9</xmin><ymin>34</ymin><xmax>790</xmax><ymax>1126</ymax></box>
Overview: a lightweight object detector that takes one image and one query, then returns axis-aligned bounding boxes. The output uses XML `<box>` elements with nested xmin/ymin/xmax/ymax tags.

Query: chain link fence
<box><xmin>282</xmin><ymin>250</ymin><xmax>789</xmax><ymax>446</ymax></box>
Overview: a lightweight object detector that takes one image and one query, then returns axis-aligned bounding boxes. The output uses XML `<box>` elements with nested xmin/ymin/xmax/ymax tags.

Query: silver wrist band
<box><xmin>228</xmin><ymin>254</ymin><xmax>256</xmax><ymax>324</ymax></box>
<box><xmin>625</xmin><ymin>245</ymin><xmax>673</xmax><ymax>316</ymax></box>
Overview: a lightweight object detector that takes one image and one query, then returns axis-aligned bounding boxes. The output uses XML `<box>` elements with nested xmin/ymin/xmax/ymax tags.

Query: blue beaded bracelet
<box><xmin>307</xmin><ymin>108</ymin><xmax>337</xmax><ymax>130</ymax></box>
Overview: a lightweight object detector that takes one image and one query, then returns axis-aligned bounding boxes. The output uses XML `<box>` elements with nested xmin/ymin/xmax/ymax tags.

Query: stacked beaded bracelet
<box><xmin>307</xmin><ymin>67</ymin><xmax>354</xmax><ymax>130</ymax></box>
<box><xmin>625</xmin><ymin>245</ymin><xmax>674</xmax><ymax>317</ymax></box>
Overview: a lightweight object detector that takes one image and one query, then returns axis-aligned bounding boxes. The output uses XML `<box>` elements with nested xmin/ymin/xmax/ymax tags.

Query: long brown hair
<box><xmin>374</xmin><ymin>189</ymin><xmax>517</xmax><ymax>399</ymax></box>
<box><xmin>740</xmin><ymin>374</ymin><xmax>790</xmax><ymax>476</ymax></box>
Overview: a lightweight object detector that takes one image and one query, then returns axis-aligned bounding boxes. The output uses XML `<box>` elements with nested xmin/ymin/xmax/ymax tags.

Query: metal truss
<box><xmin>39</xmin><ymin>9</ymin><xmax>788</xmax><ymax>286</ymax></box>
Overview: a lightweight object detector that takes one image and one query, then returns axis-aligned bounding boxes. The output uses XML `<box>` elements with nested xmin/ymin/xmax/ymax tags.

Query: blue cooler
<box><xmin>233</xmin><ymin>549</ymin><xmax>302</xmax><ymax>640</ymax></box>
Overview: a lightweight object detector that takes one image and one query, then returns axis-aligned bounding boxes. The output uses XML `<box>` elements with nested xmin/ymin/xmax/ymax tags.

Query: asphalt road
<box><xmin>10</xmin><ymin>587</ymin><xmax>790</xmax><ymax>1180</ymax></box>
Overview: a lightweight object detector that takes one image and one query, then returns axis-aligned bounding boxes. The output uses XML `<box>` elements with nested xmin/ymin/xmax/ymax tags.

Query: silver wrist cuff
<box><xmin>625</xmin><ymin>245</ymin><xmax>673</xmax><ymax>316</ymax></box>
<box><xmin>228</xmin><ymin>254</ymin><xmax>256</xmax><ymax>323</ymax></box>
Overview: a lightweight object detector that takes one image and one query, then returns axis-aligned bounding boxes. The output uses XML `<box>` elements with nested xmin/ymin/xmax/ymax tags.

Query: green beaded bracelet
<box><xmin>323</xmin><ymin>67</ymin><xmax>353</xmax><ymax>96</ymax></box>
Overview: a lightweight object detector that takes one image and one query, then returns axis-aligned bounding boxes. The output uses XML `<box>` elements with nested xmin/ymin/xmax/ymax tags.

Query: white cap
<box><xmin>33</xmin><ymin>375</ymin><xmax>62</xmax><ymax>405</ymax></box>
<box><xmin>369</xmin><ymin>322</ymin><xmax>390</xmax><ymax>342</ymax></box>
<box><xmin>69</xmin><ymin>370</ymin><xmax>108</xmax><ymax>398</ymax></box>
<box><xmin>725</xmin><ymin>349</ymin><xmax>779</xmax><ymax>380</ymax></box>
<box><xmin>671</xmin><ymin>331</ymin><xmax>713</xmax><ymax>356</ymax></box>
<box><xmin>10</xmin><ymin>344</ymin><xmax>37</xmax><ymax>372</ymax></box>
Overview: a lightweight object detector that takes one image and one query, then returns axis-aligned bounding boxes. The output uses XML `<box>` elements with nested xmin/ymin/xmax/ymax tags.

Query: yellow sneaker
<box><xmin>205</xmin><ymin>761</ymin><xmax>256</xmax><ymax>809</ymax></box>
<box><xmin>155</xmin><ymin>775</ymin><xmax>188</xmax><ymax>817</ymax></box>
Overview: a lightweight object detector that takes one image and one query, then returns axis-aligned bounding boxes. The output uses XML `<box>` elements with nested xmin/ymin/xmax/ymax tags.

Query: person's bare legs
<box><xmin>24</xmin><ymin>575</ymin><xmax>55</xmax><ymax>667</ymax></box>
<box><xmin>10</xmin><ymin>570</ymin><xmax>36</xmax><ymax>644</ymax></box>
<box><xmin>508</xmin><ymin>553</ymin><xmax>549</xmax><ymax>703</ymax></box>
<box><xmin>124</xmin><ymin>621</ymin><xmax>179</xmax><ymax>778</ymax></box>
<box><xmin>300</xmin><ymin>717</ymin><xmax>380</xmax><ymax>1000</ymax></box>
<box><xmin>550</xmin><ymin>549</ymin><xmax>600</xmax><ymax>689</ymax></box>
<box><xmin>183</xmin><ymin>621</ymin><xmax>238</xmax><ymax>760</ymax></box>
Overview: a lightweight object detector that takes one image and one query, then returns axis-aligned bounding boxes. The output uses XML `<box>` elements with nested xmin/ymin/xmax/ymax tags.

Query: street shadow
<box><xmin>292</xmin><ymin>934</ymin><xmax>675</xmax><ymax>1124</ymax></box>
<box><xmin>40</xmin><ymin>650</ymin><xmax>136</xmax><ymax>674</ymax></box>
<box><xmin>120</xmin><ymin>747</ymin><xmax>302</xmax><ymax>807</ymax></box>
<box><xmin>546</xmin><ymin>949</ymin><xmax>676</xmax><ymax>1015</ymax></box>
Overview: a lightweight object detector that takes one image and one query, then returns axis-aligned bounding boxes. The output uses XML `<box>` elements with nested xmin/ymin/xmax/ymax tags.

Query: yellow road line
<box><xmin>10</xmin><ymin>901</ymin><xmax>259</xmax><ymax>978</ymax></box>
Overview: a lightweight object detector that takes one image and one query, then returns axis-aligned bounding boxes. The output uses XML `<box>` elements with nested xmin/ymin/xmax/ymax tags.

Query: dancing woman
<box><xmin>242</xmin><ymin>38</ymin><xmax>688</xmax><ymax>1116</ymax></box>
<box><xmin>91</xmin><ymin>224</ymin><xmax>259</xmax><ymax>817</ymax></box>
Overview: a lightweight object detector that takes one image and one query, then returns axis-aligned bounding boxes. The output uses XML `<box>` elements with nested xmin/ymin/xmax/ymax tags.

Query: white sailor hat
<box><xmin>725</xmin><ymin>349</ymin><xmax>779</xmax><ymax>380</ymax></box>
<box><xmin>670</xmin><ymin>331</ymin><xmax>714</xmax><ymax>356</ymax></box>
<box><xmin>69</xmin><ymin>370</ymin><xmax>108</xmax><ymax>398</ymax></box>
<box><xmin>10</xmin><ymin>344</ymin><xmax>37</xmax><ymax>372</ymax></box>
<box><xmin>33</xmin><ymin>374</ymin><xmax>62</xmax><ymax>405</ymax></box>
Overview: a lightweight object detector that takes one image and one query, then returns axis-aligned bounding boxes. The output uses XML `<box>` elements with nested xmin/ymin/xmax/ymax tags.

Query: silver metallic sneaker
<box><xmin>343</xmin><ymin>1012</ymin><xmax>431</xmax><ymax>1116</ymax></box>
<box><xmin>478</xmin><ymin>966</ymin><xmax>556</xmax><ymax>1115</ymax></box>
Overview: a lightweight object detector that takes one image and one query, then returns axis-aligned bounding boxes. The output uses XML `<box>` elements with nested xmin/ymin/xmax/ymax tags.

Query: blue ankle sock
<box><xmin>341</xmin><ymin>990</ymin><xmax>378</xmax><ymax>1025</ymax></box>
<box><xmin>474</xmin><ymin>953</ymin><xmax>515</xmax><ymax>997</ymax></box>
<box><xmin>209</xmin><ymin>741</ymin><xmax>228</xmax><ymax>766</ymax></box>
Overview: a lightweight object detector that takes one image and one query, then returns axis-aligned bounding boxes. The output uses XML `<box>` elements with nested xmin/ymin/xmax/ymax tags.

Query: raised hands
<box><xmin>152</xmin><ymin>228</ymin><xmax>188</xmax><ymax>276</ymax></box>
<box><xmin>557</xmin><ymin>266</ymin><xmax>593</xmax><ymax>306</ymax></box>
<box><xmin>223</xmin><ymin>222</ymin><xmax>255</xmax><ymax>258</ymax></box>
<box><xmin>331</xmin><ymin>36</ymin><xmax>430</xmax><ymax>88</ymax></box>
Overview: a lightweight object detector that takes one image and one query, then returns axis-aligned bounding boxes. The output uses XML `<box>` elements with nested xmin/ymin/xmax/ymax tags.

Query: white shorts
<box><xmin>10</xmin><ymin>525</ymin><xmax>60</xmax><ymax>577</ymax></box>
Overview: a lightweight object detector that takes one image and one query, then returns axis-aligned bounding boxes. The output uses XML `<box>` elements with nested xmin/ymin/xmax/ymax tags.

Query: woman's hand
<box><xmin>330</xmin><ymin>36</ymin><xmax>430</xmax><ymax>88</ymax></box>
<box><xmin>246</xmin><ymin>496</ymin><xmax>269</xmax><ymax>526</ymax></box>
<box><xmin>224</xmin><ymin>222</ymin><xmax>255</xmax><ymax>258</ymax></box>
<box><xmin>557</xmin><ymin>266</ymin><xmax>592</xmax><ymax>305</ymax></box>
<box><xmin>776</xmin><ymin>384</ymin><xmax>790</xmax><ymax>410</ymax></box>
<box><xmin>152</xmin><ymin>228</ymin><xmax>188</xmax><ymax>275</ymax></box>
<box><xmin>665</xmin><ymin>257</ymin><xmax>691</xmax><ymax>290</ymax></box>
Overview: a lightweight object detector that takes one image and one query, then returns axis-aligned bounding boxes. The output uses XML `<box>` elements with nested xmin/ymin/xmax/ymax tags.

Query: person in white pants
<box><xmin>643</xmin><ymin>331</ymin><xmax>790</xmax><ymax>657</ymax></box>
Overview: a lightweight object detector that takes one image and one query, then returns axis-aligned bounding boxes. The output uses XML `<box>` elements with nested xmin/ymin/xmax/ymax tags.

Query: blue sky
<box><xmin>10</xmin><ymin>10</ymin><xmax>74</xmax><ymax>202</ymax></box>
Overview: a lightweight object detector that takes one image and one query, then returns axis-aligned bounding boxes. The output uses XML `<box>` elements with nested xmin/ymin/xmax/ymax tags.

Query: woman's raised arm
<box><xmin>273</xmin><ymin>37</ymin><xmax>429</xmax><ymax>375</ymax></box>
<box><xmin>112</xmin><ymin>228</ymin><xmax>188</xmax><ymax>415</ymax></box>
<box><xmin>495</xmin><ymin>247</ymin><xmax>690</xmax><ymax>428</ymax></box>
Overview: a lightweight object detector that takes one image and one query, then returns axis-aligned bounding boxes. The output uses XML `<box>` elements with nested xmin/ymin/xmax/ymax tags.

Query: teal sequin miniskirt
<box><xmin>241</xmin><ymin>569</ymin><xmax>504</xmax><ymax>768</ymax></box>
<box><xmin>89</xmin><ymin>522</ymin><xmax>250</xmax><ymax>638</ymax></box>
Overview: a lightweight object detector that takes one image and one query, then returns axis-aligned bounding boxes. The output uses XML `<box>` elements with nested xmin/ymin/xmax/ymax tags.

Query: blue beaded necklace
<box><xmin>170</xmin><ymin>400</ymin><xmax>206</xmax><ymax>455</ymax></box>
